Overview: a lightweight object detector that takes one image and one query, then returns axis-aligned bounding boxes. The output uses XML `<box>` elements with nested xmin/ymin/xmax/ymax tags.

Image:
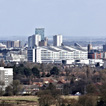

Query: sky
<box><xmin>0</xmin><ymin>0</ymin><xmax>106</xmax><ymax>40</ymax></box>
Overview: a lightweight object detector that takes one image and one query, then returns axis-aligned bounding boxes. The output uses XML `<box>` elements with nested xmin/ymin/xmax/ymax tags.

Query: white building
<box><xmin>0</xmin><ymin>67</ymin><xmax>13</xmax><ymax>90</ymax></box>
<box><xmin>53</xmin><ymin>35</ymin><xmax>62</xmax><ymax>46</ymax></box>
<box><xmin>6</xmin><ymin>53</ymin><xmax>27</xmax><ymax>62</ymax></box>
<box><xmin>14</xmin><ymin>40</ymin><xmax>21</xmax><ymax>48</ymax></box>
<box><xmin>28</xmin><ymin>34</ymin><xmax>41</xmax><ymax>48</ymax></box>
<box><xmin>28</xmin><ymin>45</ymin><xmax>88</xmax><ymax>63</ymax></box>
<box><xmin>0</xmin><ymin>43</ymin><xmax>6</xmax><ymax>48</ymax></box>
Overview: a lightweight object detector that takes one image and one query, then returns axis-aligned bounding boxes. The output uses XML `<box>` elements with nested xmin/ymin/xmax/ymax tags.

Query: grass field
<box><xmin>0</xmin><ymin>95</ymin><xmax>79</xmax><ymax>106</ymax></box>
<box><xmin>0</xmin><ymin>96</ymin><xmax>39</xmax><ymax>106</ymax></box>
<box><xmin>0</xmin><ymin>96</ymin><xmax>38</xmax><ymax>102</ymax></box>
<box><xmin>0</xmin><ymin>95</ymin><xmax>79</xmax><ymax>101</ymax></box>
<box><xmin>61</xmin><ymin>95</ymin><xmax>79</xmax><ymax>100</ymax></box>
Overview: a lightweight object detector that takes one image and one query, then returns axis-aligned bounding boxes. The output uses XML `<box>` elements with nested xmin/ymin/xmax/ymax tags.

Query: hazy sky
<box><xmin>0</xmin><ymin>0</ymin><xmax>106</xmax><ymax>40</ymax></box>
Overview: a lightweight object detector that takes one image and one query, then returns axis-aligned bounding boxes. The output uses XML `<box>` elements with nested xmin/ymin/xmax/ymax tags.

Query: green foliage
<box><xmin>38</xmin><ymin>83</ymin><xmax>61</xmax><ymax>106</ymax></box>
<box><xmin>0</xmin><ymin>81</ymin><xmax>5</xmax><ymax>96</ymax></box>
<box><xmin>5</xmin><ymin>86</ymin><xmax>13</xmax><ymax>96</ymax></box>
<box><xmin>24</xmin><ymin>68</ymin><xmax>31</xmax><ymax>77</ymax></box>
<box><xmin>50</xmin><ymin>66</ymin><xmax>59</xmax><ymax>75</ymax></box>
<box><xmin>4</xmin><ymin>80</ymin><xmax>22</xmax><ymax>96</ymax></box>
<box><xmin>32</xmin><ymin>67</ymin><xmax>40</xmax><ymax>78</ymax></box>
<box><xmin>0</xmin><ymin>88</ymin><xmax>4</xmax><ymax>96</ymax></box>
<box><xmin>12</xmin><ymin>80</ymin><xmax>22</xmax><ymax>95</ymax></box>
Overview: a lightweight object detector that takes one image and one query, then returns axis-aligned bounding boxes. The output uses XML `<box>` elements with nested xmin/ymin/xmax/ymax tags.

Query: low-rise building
<box><xmin>88</xmin><ymin>50</ymin><xmax>103</xmax><ymax>59</ymax></box>
<box><xmin>28</xmin><ymin>45</ymin><xmax>88</xmax><ymax>63</ymax></box>
<box><xmin>6</xmin><ymin>52</ymin><xmax>27</xmax><ymax>62</ymax></box>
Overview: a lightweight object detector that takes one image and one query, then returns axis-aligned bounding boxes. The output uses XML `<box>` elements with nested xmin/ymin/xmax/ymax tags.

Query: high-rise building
<box><xmin>6</xmin><ymin>40</ymin><xmax>21</xmax><ymax>48</ymax></box>
<box><xmin>88</xmin><ymin>44</ymin><xmax>93</xmax><ymax>53</ymax></box>
<box><xmin>53</xmin><ymin>35</ymin><xmax>62</xmax><ymax>46</ymax></box>
<box><xmin>7</xmin><ymin>41</ymin><xmax>14</xmax><ymax>48</ymax></box>
<box><xmin>28</xmin><ymin>34</ymin><xmax>41</xmax><ymax>48</ymax></box>
<box><xmin>14</xmin><ymin>40</ymin><xmax>21</xmax><ymax>48</ymax></box>
<box><xmin>103</xmin><ymin>44</ymin><xmax>106</xmax><ymax>52</ymax></box>
<box><xmin>35</xmin><ymin>28</ymin><xmax>44</xmax><ymax>40</ymax></box>
<box><xmin>39</xmin><ymin>37</ymin><xmax>48</xmax><ymax>46</ymax></box>
<box><xmin>0</xmin><ymin>67</ymin><xmax>13</xmax><ymax>90</ymax></box>
<box><xmin>39</xmin><ymin>40</ymin><xmax>47</xmax><ymax>46</ymax></box>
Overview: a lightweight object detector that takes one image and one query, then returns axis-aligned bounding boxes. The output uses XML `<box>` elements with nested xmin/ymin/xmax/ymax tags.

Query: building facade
<box><xmin>39</xmin><ymin>40</ymin><xmax>47</xmax><ymax>46</ymax></box>
<box><xmin>88</xmin><ymin>52</ymin><xmax>103</xmax><ymax>59</ymax></box>
<box><xmin>103</xmin><ymin>44</ymin><xmax>106</xmax><ymax>52</ymax></box>
<box><xmin>28</xmin><ymin>34</ymin><xmax>41</xmax><ymax>48</ymax></box>
<box><xmin>88</xmin><ymin>44</ymin><xmax>93</xmax><ymax>53</ymax></box>
<box><xmin>6</xmin><ymin>40</ymin><xmax>21</xmax><ymax>48</ymax></box>
<box><xmin>0</xmin><ymin>67</ymin><xmax>13</xmax><ymax>90</ymax></box>
<box><xmin>7</xmin><ymin>41</ymin><xmax>14</xmax><ymax>48</ymax></box>
<box><xmin>28</xmin><ymin>46</ymin><xmax>88</xmax><ymax>63</ymax></box>
<box><xmin>53</xmin><ymin>35</ymin><xmax>62</xmax><ymax>46</ymax></box>
<box><xmin>14</xmin><ymin>40</ymin><xmax>21</xmax><ymax>48</ymax></box>
<box><xmin>35</xmin><ymin>28</ymin><xmax>44</xmax><ymax>40</ymax></box>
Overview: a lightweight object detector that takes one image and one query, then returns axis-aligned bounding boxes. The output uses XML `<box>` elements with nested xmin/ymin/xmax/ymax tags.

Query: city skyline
<box><xmin>0</xmin><ymin>0</ymin><xmax>106</xmax><ymax>40</ymax></box>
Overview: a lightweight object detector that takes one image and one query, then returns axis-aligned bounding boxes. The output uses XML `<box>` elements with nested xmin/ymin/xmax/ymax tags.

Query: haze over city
<box><xmin>1</xmin><ymin>1</ymin><xmax>106</xmax><ymax>105</ymax></box>
<box><xmin>0</xmin><ymin>0</ymin><xmax>106</xmax><ymax>40</ymax></box>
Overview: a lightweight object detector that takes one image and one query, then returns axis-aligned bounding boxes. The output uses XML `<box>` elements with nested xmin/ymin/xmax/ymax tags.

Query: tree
<box><xmin>41</xmin><ymin>72</ymin><xmax>45</xmax><ymax>77</ymax></box>
<box><xmin>0</xmin><ymin>81</ymin><xmax>5</xmax><ymax>96</ymax></box>
<box><xmin>47</xmin><ymin>83</ymin><xmax>61</xmax><ymax>98</ymax></box>
<box><xmin>38</xmin><ymin>95</ymin><xmax>55</xmax><ymax>106</ymax></box>
<box><xmin>63</xmin><ymin>83</ymin><xmax>70</xmax><ymax>95</ymax></box>
<box><xmin>50</xmin><ymin>67</ymin><xmax>59</xmax><ymax>75</ymax></box>
<box><xmin>47</xmin><ymin>83</ymin><xmax>56</xmax><ymax>91</ymax></box>
<box><xmin>24</xmin><ymin>68</ymin><xmax>32</xmax><ymax>77</ymax></box>
<box><xmin>5</xmin><ymin>85</ymin><xmax>13</xmax><ymax>96</ymax></box>
<box><xmin>99</xmin><ymin>82</ymin><xmax>106</xmax><ymax>105</ymax></box>
<box><xmin>12</xmin><ymin>80</ymin><xmax>22</xmax><ymax>95</ymax></box>
<box><xmin>46</xmin><ymin>73</ymin><xmax>51</xmax><ymax>77</ymax></box>
<box><xmin>0</xmin><ymin>81</ymin><xmax>5</xmax><ymax>89</ymax></box>
<box><xmin>0</xmin><ymin>59</ymin><xmax>5</xmax><ymax>67</ymax></box>
<box><xmin>86</xmin><ymin>84</ymin><xmax>97</xmax><ymax>94</ymax></box>
<box><xmin>37</xmin><ymin>90</ymin><xmax>51</xmax><ymax>97</ymax></box>
<box><xmin>32</xmin><ymin>67</ymin><xmax>40</xmax><ymax>78</ymax></box>
<box><xmin>78</xmin><ymin>95</ymin><xmax>97</xmax><ymax>106</ymax></box>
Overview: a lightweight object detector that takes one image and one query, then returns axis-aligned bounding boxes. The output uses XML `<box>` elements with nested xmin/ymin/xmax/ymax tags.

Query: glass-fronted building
<box><xmin>35</xmin><ymin>28</ymin><xmax>44</xmax><ymax>40</ymax></box>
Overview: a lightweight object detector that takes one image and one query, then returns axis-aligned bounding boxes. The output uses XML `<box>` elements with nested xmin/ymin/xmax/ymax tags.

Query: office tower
<box><xmin>14</xmin><ymin>40</ymin><xmax>21</xmax><ymax>48</ymax></box>
<box><xmin>39</xmin><ymin>37</ymin><xmax>48</xmax><ymax>46</ymax></box>
<box><xmin>6</xmin><ymin>41</ymin><xmax>14</xmax><ymax>48</ymax></box>
<box><xmin>35</xmin><ymin>28</ymin><xmax>44</xmax><ymax>40</ymax></box>
<box><xmin>53</xmin><ymin>35</ymin><xmax>62</xmax><ymax>46</ymax></box>
<box><xmin>88</xmin><ymin>44</ymin><xmax>93</xmax><ymax>53</ymax></box>
<box><xmin>103</xmin><ymin>44</ymin><xmax>106</xmax><ymax>52</ymax></box>
<box><xmin>35</xmin><ymin>34</ymin><xmax>41</xmax><ymax>46</ymax></box>
<box><xmin>6</xmin><ymin>40</ymin><xmax>21</xmax><ymax>48</ymax></box>
<box><xmin>39</xmin><ymin>40</ymin><xmax>47</xmax><ymax>46</ymax></box>
<box><xmin>28</xmin><ymin>34</ymin><xmax>41</xmax><ymax>48</ymax></box>
<box><xmin>0</xmin><ymin>67</ymin><xmax>13</xmax><ymax>90</ymax></box>
<box><xmin>28</xmin><ymin>47</ymin><xmax>41</xmax><ymax>63</ymax></box>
